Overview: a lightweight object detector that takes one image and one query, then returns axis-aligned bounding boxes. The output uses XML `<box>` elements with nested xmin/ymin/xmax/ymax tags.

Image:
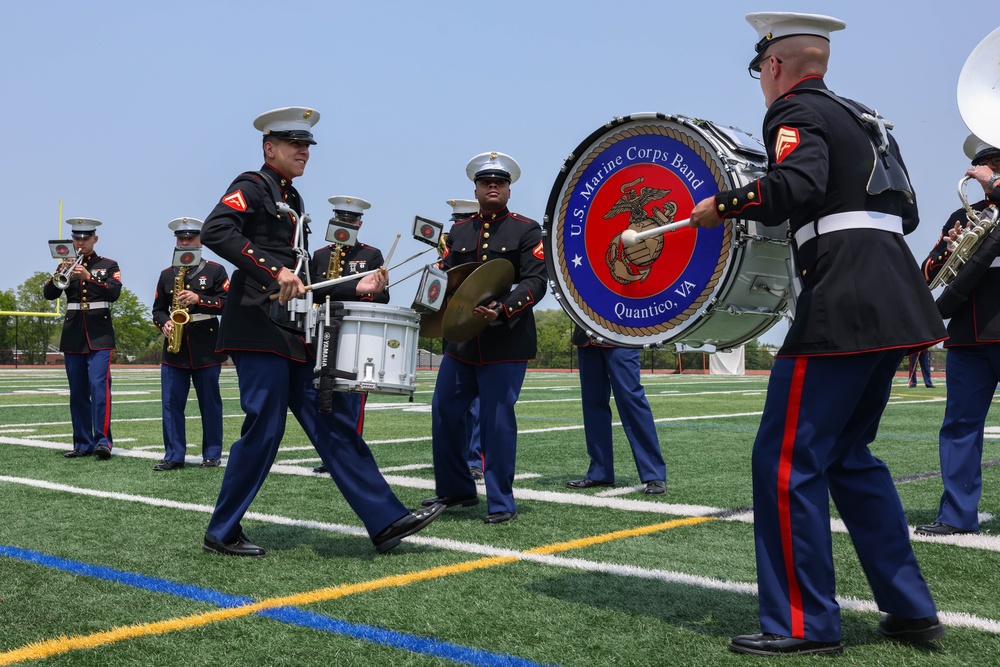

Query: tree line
<box><xmin>1</xmin><ymin>271</ymin><xmax>777</xmax><ymax>369</ymax></box>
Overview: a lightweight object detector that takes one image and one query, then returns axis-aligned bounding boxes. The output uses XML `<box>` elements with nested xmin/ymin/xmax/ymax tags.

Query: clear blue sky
<box><xmin>3</xmin><ymin>1</ymin><xmax>990</xmax><ymax>345</ymax></box>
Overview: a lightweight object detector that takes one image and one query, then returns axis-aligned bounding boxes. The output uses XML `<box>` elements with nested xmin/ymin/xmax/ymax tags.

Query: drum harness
<box><xmin>780</xmin><ymin>90</ymin><xmax>913</xmax><ymax>301</ymax></box>
<box><xmin>252</xmin><ymin>169</ymin><xmax>354</xmax><ymax>413</ymax></box>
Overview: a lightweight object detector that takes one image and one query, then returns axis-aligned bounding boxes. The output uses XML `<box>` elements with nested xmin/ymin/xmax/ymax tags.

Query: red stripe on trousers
<box><xmin>778</xmin><ymin>357</ymin><xmax>808</xmax><ymax>637</ymax></box>
<box><xmin>356</xmin><ymin>393</ymin><xmax>367</xmax><ymax>435</ymax></box>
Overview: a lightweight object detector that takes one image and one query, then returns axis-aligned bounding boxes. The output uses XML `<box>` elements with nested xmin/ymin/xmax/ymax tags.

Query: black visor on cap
<box><xmin>475</xmin><ymin>169</ymin><xmax>511</xmax><ymax>181</ymax></box>
<box><xmin>265</xmin><ymin>130</ymin><xmax>317</xmax><ymax>145</ymax></box>
<box><xmin>174</xmin><ymin>230</ymin><xmax>200</xmax><ymax>237</ymax></box>
<box><xmin>331</xmin><ymin>212</ymin><xmax>362</xmax><ymax>224</ymax></box>
<box><xmin>973</xmin><ymin>148</ymin><xmax>1000</xmax><ymax>166</ymax></box>
<box><xmin>749</xmin><ymin>32</ymin><xmax>781</xmax><ymax>71</ymax></box>
<box><xmin>71</xmin><ymin>231</ymin><xmax>95</xmax><ymax>239</ymax></box>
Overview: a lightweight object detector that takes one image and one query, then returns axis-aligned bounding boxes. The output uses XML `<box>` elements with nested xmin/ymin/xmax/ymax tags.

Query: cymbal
<box><xmin>442</xmin><ymin>259</ymin><xmax>515</xmax><ymax>343</ymax></box>
<box><xmin>418</xmin><ymin>262</ymin><xmax>480</xmax><ymax>338</ymax></box>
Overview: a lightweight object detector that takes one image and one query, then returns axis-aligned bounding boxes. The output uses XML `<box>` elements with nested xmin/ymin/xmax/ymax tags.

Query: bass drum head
<box><xmin>544</xmin><ymin>112</ymin><xmax>779</xmax><ymax>349</ymax></box>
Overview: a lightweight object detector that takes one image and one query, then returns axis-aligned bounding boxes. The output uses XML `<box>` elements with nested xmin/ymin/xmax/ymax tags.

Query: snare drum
<box><xmin>335</xmin><ymin>302</ymin><xmax>420</xmax><ymax>396</ymax></box>
<box><xmin>544</xmin><ymin>113</ymin><xmax>792</xmax><ymax>351</ymax></box>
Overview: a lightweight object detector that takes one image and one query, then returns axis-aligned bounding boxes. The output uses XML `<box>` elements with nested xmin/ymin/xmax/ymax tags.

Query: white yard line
<box><xmin>1</xmin><ymin>473</ymin><xmax>998</xmax><ymax>636</ymax></box>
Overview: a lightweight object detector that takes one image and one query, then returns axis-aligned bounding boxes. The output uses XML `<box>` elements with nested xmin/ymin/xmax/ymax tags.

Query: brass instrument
<box><xmin>166</xmin><ymin>267</ymin><xmax>190</xmax><ymax>354</ymax></box>
<box><xmin>929</xmin><ymin>177</ymin><xmax>1000</xmax><ymax>289</ymax></box>
<box><xmin>437</xmin><ymin>231</ymin><xmax>449</xmax><ymax>259</ymax></box>
<box><xmin>53</xmin><ymin>255</ymin><xmax>83</xmax><ymax>290</ymax></box>
<box><xmin>932</xmin><ymin>27</ymin><xmax>1000</xmax><ymax>290</ymax></box>
<box><xmin>327</xmin><ymin>244</ymin><xmax>345</xmax><ymax>280</ymax></box>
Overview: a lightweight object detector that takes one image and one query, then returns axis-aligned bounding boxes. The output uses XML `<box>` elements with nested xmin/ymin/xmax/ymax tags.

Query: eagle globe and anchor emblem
<box><xmin>604</xmin><ymin>176</ymin><xmax>678</xmax><ymax>285</ymax></box>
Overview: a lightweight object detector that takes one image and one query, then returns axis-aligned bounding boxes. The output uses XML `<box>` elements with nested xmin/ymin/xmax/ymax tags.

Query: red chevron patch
<box><xmin>222</xmin><ymin>190</ymin><xmax>247</xmax><ymax>212</ymax></box>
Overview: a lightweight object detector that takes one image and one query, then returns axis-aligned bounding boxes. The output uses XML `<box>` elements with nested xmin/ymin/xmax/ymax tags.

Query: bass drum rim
<box><xmin>543</xmin><ymin>112</ymin><xmax>771</xmax><ymax>349</ymax></box>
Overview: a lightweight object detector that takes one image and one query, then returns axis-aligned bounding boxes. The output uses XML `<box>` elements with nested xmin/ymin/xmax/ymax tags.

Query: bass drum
<box><xmin>544</xmin><ymin>112</ymin><xmax>792</xmax><ymax>350</ymax></box>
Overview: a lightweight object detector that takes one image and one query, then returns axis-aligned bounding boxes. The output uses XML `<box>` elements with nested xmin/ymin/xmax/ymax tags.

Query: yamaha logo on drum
<box><xmin>545</xmin><ymin>112</ymin><xmax>788</xmax><ymax>350</ymax></box>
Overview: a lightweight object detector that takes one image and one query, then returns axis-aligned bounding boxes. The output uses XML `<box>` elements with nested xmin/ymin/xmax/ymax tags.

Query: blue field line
<box><xmin>0</xmin><ymin>545</ymin><xmax>557</xmax><ymax>667</ymax></box>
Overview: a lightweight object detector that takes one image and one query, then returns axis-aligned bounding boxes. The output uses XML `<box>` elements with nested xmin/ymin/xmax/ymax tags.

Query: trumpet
<box><xmin>929</xmin><ymin>175</ymin><xmax>1000</xmax><ymax>289</ymax></box>
<box><xmin>52</xmin><ymin>255</ymin><xmax>83</xmax><ymax>290</ymax></box>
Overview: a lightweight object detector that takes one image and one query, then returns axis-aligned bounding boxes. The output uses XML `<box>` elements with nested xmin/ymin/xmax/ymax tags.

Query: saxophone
<box><xmin>166</xmin><ymin>267</ymin><xmax>190</xmax><ymax>354</ymax></box>
<box><xmin>326</xmin><ymin>244</ymin><xmax>345</xmax><ymax>280</ymax></box>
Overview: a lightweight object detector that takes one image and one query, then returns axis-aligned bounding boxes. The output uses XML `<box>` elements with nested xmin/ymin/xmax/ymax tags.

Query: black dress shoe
<box><xmin>484</xmin><ymin>511</ymin><xmax>517</xmax><ymax>524</ymax></box>
<box><xmin>373</xmin><ymin>503</ymin><xmax>445</xmax><ymax>553</ymax></box>
<box><xmin>469</xmin><ymin>465</ymin><xmax>484</xmax><ymax>481</ymax></box>
<box><xmin>312</xmin><ymin>464</ymin><xmax>328</xmax><ymax>474</ymax></box>
<box><xmin>729</xmin><ymin>633</ymin><xmax>843</xmax><ymax>656</ymax></box>
<box><xmin>565</xmin><ymin>477</ymin><xmax>613</xmax><ymax>489</ymax></box>
<box><xmin>420</xmin><ymin>494</ymin><xmax>479</xmax><ymax>508</ymax></box>
<box><xmin>200</xmin><ymin>459</ymin><xmax>221</xmax><ymax>468</ymax></box>
<box><xmin>643</xmin><ymin>480</ymin><xmax>666</xmax><ymax>495</ymax></box>
<box><xmin>63</xmin><ymin>450</ymin><xmax>93</xmax><ymax>458</ymax></box>
<box><xmin>153</xmin><ymin>460</ymin><xmax>185</xmax><ymax>471</ymax></box>
<box><xmin>95</xmin><ymin>445</ymin><xmax>112</xmax><ymax>460</ymax></box>
<box><xmin>877</xmin><ymin>614</ymin><xmax>946</xmax><ymax>643</ymax></box>
<box><xmin>202</xmin><ymin>533</ymin><xmax>267</xmax><ymax>557</ymax></box>
<box><xmin>915</xmin><ymin>521</ymin><xmax>977</xmax><ymax>536</ymax></box>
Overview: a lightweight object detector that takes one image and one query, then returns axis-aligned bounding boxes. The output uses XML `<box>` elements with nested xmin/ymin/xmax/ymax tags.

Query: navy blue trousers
<box><xmin>577</xmin><ymin>345</ymin><xmax>665</xmax><ymax>484</ymax></box>
<box><xmin>752</xmin><ymin>352</ymin><xmax>936</xmax><ymax>642</ymax></box>
<box><xmin>907</xmin><ymin>350</ymin><xmax>933</xmax><ymax>387</ymax></box>
<box><xmin>161</xmin><ymin>363</ymin><xmax>223</xmax><ymax>463</ymax></box>
<box><xmin>431</xmin><ymin>355</ymin><xmax>526</xmax><ymax>514</ymax></box>
<box><xmin>205</xmin><ymin>351</ymin><xmax>407</xmax><ymax>544</ymax></box>
<box><xmin>935</xmin><ymin>344</ymin><xmax>1000</xmax><ymax>531</ymax></box>
<box><xmin>64</xmin><ymin>350</ymin><xmax>113</xmax><ymax>452</ymax></box>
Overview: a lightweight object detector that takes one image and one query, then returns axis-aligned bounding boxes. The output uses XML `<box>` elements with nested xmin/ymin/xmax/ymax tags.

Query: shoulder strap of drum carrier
<box><xmin>797</xmin><ymin>88</ymin><xmax>913</xmax><ymax>203</ymax></box>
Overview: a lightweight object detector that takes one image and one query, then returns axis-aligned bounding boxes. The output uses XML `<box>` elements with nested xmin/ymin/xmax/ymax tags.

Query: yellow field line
<box><xmin>0</xmin><ymin>516</ymin><xmax>714</xmax><ymax>665</ymax></box>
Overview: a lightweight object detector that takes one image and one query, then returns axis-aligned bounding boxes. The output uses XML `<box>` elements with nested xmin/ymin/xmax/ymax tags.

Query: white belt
<box><xmin>794</xmin><ymin>211</ymin><xmax>903</xmax><ymax>247</ymax></box>
<box><xmin>66</xmin><ymin>301</ymin><xmax>108</xmax><ymax>311</ymax></box>
<box><xmin>188</xmin><ymin>313</ymin><xmax>213</xmax><ymax>322</ymax></box>
<box><xmin>991</xmin><ymin>257</ymin><xmax>1000</xmax><ymax>269</ymax></box>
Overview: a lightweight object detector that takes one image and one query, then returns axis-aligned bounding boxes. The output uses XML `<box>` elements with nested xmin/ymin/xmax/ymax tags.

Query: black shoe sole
<box><xmin>201</xmin><ymin>542</ymin><xmax>266</xmax><ymax>558</ymax></box>
<box><xmin>729</xmin><ymin>643</ymin><xmax>843</xmax><ymax>657</ymax></box>
<box><xmin>879</xmin><ymin>624</ymin><xmax>946</xmax><ymax>643</ymax></box>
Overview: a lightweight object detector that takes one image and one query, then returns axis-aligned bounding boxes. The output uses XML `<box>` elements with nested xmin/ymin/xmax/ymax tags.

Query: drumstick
<box><xmin>386</xmin><ymin>245</ymin><xmax>436</xmax><ymax>273</ymax></box>
<box><xmin>269</xmin><ymin>234</ymin><xmax>402</xmax><ymax>301</ymax></box>
<box><xmin>620</xmin><ymin>219</ymin><xmax>691</xmax><ymax>247</ymax></box>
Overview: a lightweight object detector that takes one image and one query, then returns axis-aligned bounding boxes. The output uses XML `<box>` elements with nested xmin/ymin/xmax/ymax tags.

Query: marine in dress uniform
<box><xmin>422</xmin><ymin>153</ymin><xmax>548</xmax><ymax>524</ymax></box>
<box><xmin>150</xmin><ymin>217</ymin><xmax>229</xmax><ymax>471</ymax></box>
<box><xmin>198</xmin><ymin>107</ymin><xmax>442</xmax><ymax>557</ymax></box>
<box><xmin>916</xmin><ymin>135</ymin><xmax>1000</xmax><ymax>537</ymax></box>
<box><xmin>565</xmin><ymin>325</ymin><xmax>666</xmax><ymax>495</ymax></box>
<box><xmin>309</xmin><ymin>196</ymin><xmax>385</xmax><ymax>475</ymax></box>
<box><xmin>689</xmin><ymin>13</ymin><xmax>947</xmax><ymax>655</ymax></box>
<box><xmin>446</xmin><ymin>198</ymin><xmax>484</xmax><ymax>480</ymax></box>
<box><xmin>43</xmin><ymin>218</ymin><xmax>121</xmax><ymax>460</ymax></box>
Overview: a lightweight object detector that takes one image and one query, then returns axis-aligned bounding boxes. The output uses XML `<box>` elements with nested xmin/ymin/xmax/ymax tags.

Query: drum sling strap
<box><xmin>247</xmin><ymin>170</ymin><xmax>355</xmax><ymax>406</ymax></box>
<box><xmin>314</xmin><ymin>301</ymin><xmax>355</xmax><ymax>413</ymax></box>
<box><xmin>798</xmin><ymin>89</ymin><xmax>914</xmax><ymax>202</ymax></box>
